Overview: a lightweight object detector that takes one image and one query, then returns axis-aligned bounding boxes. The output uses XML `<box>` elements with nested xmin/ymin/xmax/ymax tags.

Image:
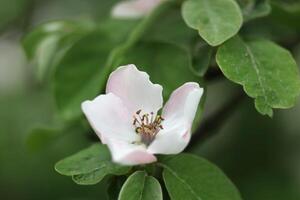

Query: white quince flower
<box><xmin>82</xmin><ymin>64</ymin><xmax>203</xmax><ymax>165</ymax></box>
<box><xmin>111</xmin><ymin>0</ymin><xmax>164</xmax><ymax>19</ymax></box>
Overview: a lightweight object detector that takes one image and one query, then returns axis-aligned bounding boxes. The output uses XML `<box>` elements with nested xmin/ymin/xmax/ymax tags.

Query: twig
<box><xmin>186</xmin><ymin>91</ymin><xmax>246</xmax><ymax>151</ymax></box>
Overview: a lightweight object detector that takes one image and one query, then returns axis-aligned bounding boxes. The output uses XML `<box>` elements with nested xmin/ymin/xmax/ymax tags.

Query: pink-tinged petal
<box><xmin>111</xmin><ymin>0</ymin><xmax>163</xmax><ymax>19</ymax></box>
<box><xmin>147</xmin><ymin>82</ymin><xmax>203</xmax><ymax>154</ymax></box>
<box><xmin>106</xmin><ymin>64</ymin><xmax>163</xmax><ymax>115</ymax></box>
<box><xmin>107</xmin><ymin>139</ymin><xmax>157</xmax><ymax>165</ymax></box>
<box><xmin>81</xmin><ymin>93</ymin><xmax>138</xmax><ymax>144</ymax></box>
<box><xmin>147</xmin><ymin>122</ymin><xmax>191</xmax><ymax>154</ymax></box>
<box><xmin>162</xmin><ymin>82</ymin><xmax>203</xmax><ymax>124</ymax></box>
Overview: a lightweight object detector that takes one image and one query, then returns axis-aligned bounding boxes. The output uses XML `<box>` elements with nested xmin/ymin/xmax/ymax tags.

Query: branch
<box><xmin>186</xmin><ymin>91</ymin><xmax>246</xmax><ymax>151</ymax></box>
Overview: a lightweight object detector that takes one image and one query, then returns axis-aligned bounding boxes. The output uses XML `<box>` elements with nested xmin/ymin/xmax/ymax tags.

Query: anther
<box><xmin>133</xmin><ymin>118</ymin><xmax>138</xmax><ymax>126</ymax></box>
<box><xmin>135</xmin><ymin>127</ymin><xmax>142</xmax><ymax>134</ymax></box>
<box><xmin>150</xmin><ymin>112</ymin><xmax>154</xmax><ymax>123</ymax></box>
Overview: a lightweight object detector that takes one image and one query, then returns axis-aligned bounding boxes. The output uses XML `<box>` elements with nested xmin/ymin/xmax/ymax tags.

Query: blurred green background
<box><xmin>1</xmin><ymin>0</ymin><xmax>300</xmax><ymax>199</ymax></box>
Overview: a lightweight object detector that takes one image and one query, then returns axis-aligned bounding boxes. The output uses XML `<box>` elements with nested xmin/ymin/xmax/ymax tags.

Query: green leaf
<box><xmin>118</xmin><ymin>171</ymin><xmax>163</xmax><ymax>200</ymax></box>
<box><xmin>23</xmin><ymin>20</ymin><xmax>93</xmax><ymax>59</ymax></box>
<box><xmin>72</xmin><ymin>164</ymin><xmax>129</xmax><ymax>185</ymax></box>
<box><xmin>182</xmin><ymin>0</ymin><xmax>243</xmax><ymax>46</ymax></box>
<box><xmin>22</xmin><ymin>20</ymin><xmax>94</xmax><ymax>81</ymax></box>
<box><xmin>120</xmin><ymin>41</ymin><xmax>200</xmax><ymax>98</ymax></box>
<box><xmin>142</xmin><ymin>4</ymin><xmax>196</xmax><ymax>48</ymax></box>
<box><xmin>33</xmin><ymin>35</ymin><xmax>60</xmax><ymax>80</ymax></box>
<box><xmin>237</xmin><ymin>0</ymin><xmax>271</xmax><ymax>22</ymax></box>
<box><xmin>55</xmin><ymin>144</ymin><xmax>130</xmax><ymax>185</ymax></box>
<box><xmin>100</xmin><ymin>19</ymin><xmax>140</xmax><ymax>45</ymax></box>
<box><xmin>55</xmin><ymin>144</ymin><xmax>110</xmax><ymax>175</ymax></box>
<box><xmin>160</xmin><ymin>154</ymin><xmax>242</xmax><ymax>200</ymax></box>
<box><xmin>216</xmin><ymin>36</ymin><xmax>300</xmax><ymax>116</ymax></box>
<box><xmin>53</xmin><ymin>30</ymin><xmax>115</xmax><ymax>120</ymax></box>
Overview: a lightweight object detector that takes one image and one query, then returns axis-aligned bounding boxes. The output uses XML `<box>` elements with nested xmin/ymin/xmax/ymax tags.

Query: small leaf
<box><xmin>216</xmin><ymin>36</ymin><xmax>300</xmax><ymax>116</ymax></box>
<box><xmin>182</xmin><ymin>0</ymin><xmax>243</xmax><ymax>46</ymax></box>
<box><xmin>160</xmin><ymin>154</ymin><xmax>242</xmax><ymax>200</ymax></box>
<box><xmin>118</xmin><ymin>171</ymin><xmax>163</xmax><ymax>200</ymax></box>
<box><xmin>55</xmin><ymin>144</ymin><xmax>130</xmax><ymax>185</ymax></box>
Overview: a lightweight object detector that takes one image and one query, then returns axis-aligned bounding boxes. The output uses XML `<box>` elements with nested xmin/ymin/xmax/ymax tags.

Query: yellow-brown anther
<box><xmin>133</xmin><ymin>109</ymin><xmax>164</xmax><ymax>146</ymax></box>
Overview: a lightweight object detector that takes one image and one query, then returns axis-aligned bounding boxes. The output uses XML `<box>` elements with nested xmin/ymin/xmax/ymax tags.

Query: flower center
<box><xmin>133</xmin><ymin>109</ymin><xmax>164</xmax><ymax>146</ymax></box>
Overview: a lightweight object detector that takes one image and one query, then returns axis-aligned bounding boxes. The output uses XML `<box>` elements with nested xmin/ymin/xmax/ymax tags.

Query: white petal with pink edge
<box><xmin>106</xmin><ymin>64</ymin><xmax>163</xmax><ymax>115</ymax></box>
<box><xmin>81</xmin><ymin>93</ymin><xmax>138</xmax><ymax>144</ymax></box>
<box><xmin>106</xmin><ymin>139</ymin><xmax>157</xmax><ymax>165</ymax></box>
<box><xmin>147</xmin><ymin>83</ymin><xmax>203</xmax><ymax>154</ymax></box>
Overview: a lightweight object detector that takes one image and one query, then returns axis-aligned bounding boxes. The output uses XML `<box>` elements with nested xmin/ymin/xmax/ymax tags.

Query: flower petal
<box><xmin>81</xmin><ymin>93</ymin><xmax>138</xmax><ymax>144</ymax></box>
<box><xmin>147</xmin><ymin>122</ymin><xmax>191</xmax><ymax>154</ymax></box>
<box><xmin>111</xmin><ymin>0</ymin><xmax>162</xmax><ymax>19</ymax></box>
<box><xmin>107</xmin><ymin>139</ymin><xmax>157</xmax><ymax>165</ymax></box>
<box><xmin>106</xmin><ymin>64</ymin><xmax>163</xmax><ymax>115</ymax></box>
<box><xmin>147</xmin><ymin>82</ymin><xmax>203</xmax><ymax>154</ymax></box>
<box><xmin>162</xmin><ymin>82</ymin><xmax>203</xmax><ymax>124</ymax></box>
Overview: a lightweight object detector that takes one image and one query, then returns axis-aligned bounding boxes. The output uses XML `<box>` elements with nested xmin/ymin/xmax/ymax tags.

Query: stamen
<box><xmin>145</xmin><ymin>114</ymin><xmax>149</xmax><ymax>124</ymax></box>
<box><xmin>132</xmin><ymin>110</ymin><xmax>164</xmax><ymax>146</ymax></box>
<box><xmin>150</xmin><ymin>112</ymin><xmax>154</xmax><ymax>123</ymax></box>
